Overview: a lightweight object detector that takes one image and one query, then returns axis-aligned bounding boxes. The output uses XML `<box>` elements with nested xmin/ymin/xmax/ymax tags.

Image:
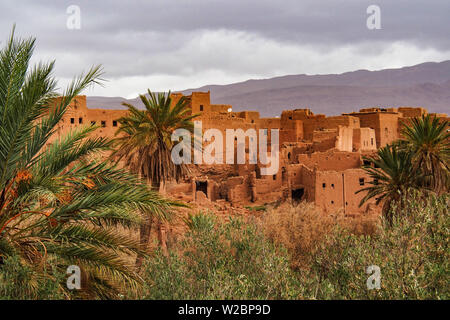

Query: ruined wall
<box><xmin>297</xmin><ymin>151</ymin><xmax>361</xmax><ymax>171</ymax></box>
<box><xmin>47</xmin><ymin>93</ymin><xmax>446</xmax><ymax>218</ymax></box>
<box><xmin>237</xmin><ymin>111</ymin><xmax>260</xmax><ymax>122</ymax></box>
<box><xmin>303</xmin><ymin>115</ymin><xmax>360</xmax><ymax>140</ymax></box>
<box><xmin>210</xmin><ymin>104</ymin><xmax>232</xmax><ymax>113</ymax></box>
<box><xmin>281</xmin><ymin>109</ymin><xmax>315</xmax><ymax>121</ymax></box>
<box><xmin>352</xmin><ymin>128</ymin><xmax>377</xmax><ymax>151</ymax></box>
<box><xmin>299</xmin><ymin>165</ymin><xmax>315</xmax><ymax>202</ymax></box>
<box><xmin>347</xmin><ymin>112</ymin><xmax>400</xmax><ymax>148</ymax></box>
<box><xmin>398</xmin><ymin>107</ymin><xmax>427</xmax><ymax>118</ymax></box>
<box><xmin>280</xmin><ymin>119</ymin><xmax>303</xmax><ymax>143</ymax></box>
<box><xmin>335</xmin><ymin>126</ymin><xmax>353</xmax><ymax>152</ymax></box>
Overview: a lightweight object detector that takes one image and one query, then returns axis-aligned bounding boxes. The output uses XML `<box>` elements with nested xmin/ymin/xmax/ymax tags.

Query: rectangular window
<box><xmin>371</xmin><ymin>138</ymin><xmax>374</xmax><ymax>145</ymax></box>
<box><xmin>359</xmin><ymin>178</ymin><xmax>365</xmax><ymax>186</ymax></box>
<box><xmin>91</xmin><ymin>121</ymin><xmax>96</xmax><ymax>126</ymax></box>
<box><xmin>101</xmin><ymin>121</ymin><xmax>106</xmax><ymax>127</ymax></box>
<box><xmin>78</xmin><ymin>117</ymin><xmax>83</xmax><ymax>124</ymax></box>
<box><xmin>322</xmin><ymin>183</ymin><xmax>326</xmax><ymax>188</ymax></box>
<box><xmin>200</xmin><ymin>105</ymin><xmax>204</xmax><ymax>111</ymax></box>
<box><xmin>70</xmin><ymin>118</ymin><xmax>75</xmax><ymax>124</ymax></box>
<box><xmin>113</xmin><ymin>120</ymin><xmax>118</xmax><ymax>127</ymax></box>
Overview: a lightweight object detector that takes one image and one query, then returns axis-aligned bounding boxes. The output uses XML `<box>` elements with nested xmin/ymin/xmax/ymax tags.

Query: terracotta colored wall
<box><xmin>190</xmin><ymin>92</ymin><xmax>211</xmax><ymax>114</ymax></box>
<box><xmin>342</xmin><ymin>169</ymin><xmax>374</xmax><ymax>214</ymax></box>
<box><xmin>303</xmin><ymin>115</ymin><xmax>360</xmax><ymax>140</ymax></box>
<box><xmin>335</xmin><ymin>126</ymin><xmax>353</xmax><ymax>152</ymax></box>
<box><xmin>314</xmin><ymin>168</ymin><xmax>374</xmax><ymax>214</ymax></box>
<box><xmin>348</xmin><ymin>112</ymin><xmax>400</xmax><ymax>148</ymax></box>
<box><xmin>280</xmin><ymin>119</ymin><xmax>303</xmax><ymax>143</ymax></box>
<box><xmin>210</xmin><ymin>104</ymin><xmax>232</xmax><ymax>112</ymax></box>
<box><xmin>314</xmin><ymin>171</ymin><xmax>344</xmax><ymax>213</ymax></box>
<box><xmin>47</xmin><ymin>93</ymin><xmax>445</xmax><ymax>216</ymax></box>
<box><xmin>353</xmin><ymin>128</ymin><xmax>377</xmax><ymax>151</ymax></box>
<box><xmin>50</xmin><ymin>95</ymin><xmax>127</xmax><ymax>143</ymax></box>
<box><xmin>297</xmin><ymin>151</ymin><xmax>361</xmax><ymax>171</ymax></box>
<box><xmin>398</xmin><ymin>107</ymin><xmax>427</xmax><ymax>118</ymax></box>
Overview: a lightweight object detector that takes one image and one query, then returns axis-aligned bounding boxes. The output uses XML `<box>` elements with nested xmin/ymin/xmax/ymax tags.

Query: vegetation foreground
<box><xmin>1</xmin><ymin>192</ymin><xmax>448</xmax><ymax>300</ymax></box>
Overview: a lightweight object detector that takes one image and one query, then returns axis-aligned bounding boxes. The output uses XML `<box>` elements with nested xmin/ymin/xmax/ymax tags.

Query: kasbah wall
<box><xmin>50</xmin><ymin>92</ymin><xmax>449</xmax><ymax>217</ymax></box>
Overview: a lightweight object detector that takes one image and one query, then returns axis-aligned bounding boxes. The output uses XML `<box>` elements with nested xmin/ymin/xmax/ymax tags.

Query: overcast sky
<box><xmin>1</xmin><ymin>0</ymin><xmax>449</xmax><ymax>98</ymax></box>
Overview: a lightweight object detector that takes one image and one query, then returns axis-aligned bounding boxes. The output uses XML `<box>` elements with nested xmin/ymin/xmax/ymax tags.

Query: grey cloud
<box><xmin>0</xmin><ymin>0</ymin><xmax>449</xmax><ymax>95</ymax></box>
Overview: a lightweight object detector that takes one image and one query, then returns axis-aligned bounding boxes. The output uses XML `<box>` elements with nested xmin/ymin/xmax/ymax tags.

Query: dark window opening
<box><xmin>199</xmin><ymin>105</ymin><xmax>204</xmax><ymax>111</ymax></box>
<box><xmin>195</xmin><ymin>181</ymin><xmax>208</xmax><ymax>197</ymax></box>
<box><xmin>331</xmin><ymin>200</ymin><xmax>334</xmax><ymax>204</ymax></box>
<box><xmin>91</xmin><ymin>121</ymin><xmax>96</xmax><ymax>126</ymax></box>
<box><xmin>291</xmin><ymin>188</ymin><xmax>304</xmax><ymax>202</ymax></box>
<box><xmin>287</xmin><ymin>152</ymin><xmax>291</xmax><ymax>160</ymax></box>
<box><xmin>113</xmin><ymin>120</ymin><xmax>118</xmax><ymax>127</ymax></box>
<box><xmin>78</xmin><ymin>117</ymin><xmax>83</xmax><ymax>124</ymax></box>
<box><xmin>273</xmin><ymin>174</ymin><xmax>276</xmax><ymax>181</ymax></box>
<box><xmin>371</xmin><ymin>138</ymin><xmax>374</xmax><ymax>145</ymax></box>
<box><xmin>70</xmin><ymin>118</ymin><xmax>75</xmax><ymax>124</ymax></box>
<box><xmin>363</xmin><ymin>160</ymin><xmax>371</xmax><ymax>166</ymax></box>
<box><xmin>359</xmin><ymin>178</ymin><xmax>365</xmax><ymax>186</ymax></box>
<box><xmin>322</xmin><ymin>183</ymin><xmax>326</xmax><ymax>188</ymax></box>
<box><xmin>331</xmin><ymin>183</ymin><xmax>335</xmax><ymax>188</ymax></box>
<box><xmin>251</xmin><ymin>120</ymin><xmax>254</xmax><ymax>123</ymax></box>
<box><xmin>288</xmin><ymin>116</ymin><xmax>292</xmax><ymax>120</ymax></box>
<box><xmin>101</xmin><ymin>121</ymin><xmax>106</xmax><ymax>127</ymax></box>
<box><xmin>255</xmin><ymin>167</ymin><xmax>261</xmax><ymax>179</ymax></box>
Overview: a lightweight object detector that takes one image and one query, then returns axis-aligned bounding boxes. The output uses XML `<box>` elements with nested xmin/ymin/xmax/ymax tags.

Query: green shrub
<box><xmin>0</xmin><ymin>255</ymin><xmax>65</xmax><ymax>300</ymax></box>
<box><xmin>140</xmin><ymin>214</ymin><xmax>300</xmax><ymax>299</ymax></box>
<box><xmin>298</xmin><ymin>192</ymin><xmax>449</xmax><ymax>299</ymax></box>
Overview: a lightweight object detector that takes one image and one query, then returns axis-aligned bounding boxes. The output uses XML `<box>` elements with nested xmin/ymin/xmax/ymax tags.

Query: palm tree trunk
<box><xmin>157</xmin><ymin>220</ymin><xmax>168</xmax><ymax>256</ymax></box>
<box><xmin>135</xmin><ymin>214</ymin><xmax>153</xmax><ymax>272</ymax></box>
<box><xmin>157</xmin><ymin>180</ymin><xmax>168</xmax><ymax>256</ymax></box>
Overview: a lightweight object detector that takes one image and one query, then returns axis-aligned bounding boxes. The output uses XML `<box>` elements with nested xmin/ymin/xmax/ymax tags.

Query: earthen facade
<box><xmin>51</xmin><ymin>92</ymin><xmax>448</xmax><ymax>216</ymax></box>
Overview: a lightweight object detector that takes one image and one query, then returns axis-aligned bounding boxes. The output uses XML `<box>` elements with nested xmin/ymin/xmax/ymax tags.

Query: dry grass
<box><xmin>261</xmin><ymin>202</ymin><xmax>380</xmax><ymax>269</ymax></box>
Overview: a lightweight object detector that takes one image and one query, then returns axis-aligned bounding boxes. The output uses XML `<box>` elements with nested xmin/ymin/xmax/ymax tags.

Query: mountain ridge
<box><xmin>87</xmin><ymin>60</ymin><xmax>450</xmax><ymax>116</ymax></box>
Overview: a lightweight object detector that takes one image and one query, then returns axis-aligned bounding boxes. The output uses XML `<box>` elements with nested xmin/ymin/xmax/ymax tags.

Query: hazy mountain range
<box><xmin>87</xmin><ymin>60</ymin><xmax>450</xmax><ymax>117</ymax></box>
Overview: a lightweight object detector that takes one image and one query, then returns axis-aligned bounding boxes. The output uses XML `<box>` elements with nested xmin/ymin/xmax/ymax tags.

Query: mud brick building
<box><xmin>50</xmin><ymin>92</ymin><xmax>448</xmax><ymax>216</ymax></box>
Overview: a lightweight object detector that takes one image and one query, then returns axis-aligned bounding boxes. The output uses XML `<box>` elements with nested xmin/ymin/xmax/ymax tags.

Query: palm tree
<box><xmin>0</xmin><ymin>28</ymin><xmax>174</xmax><ymax>298</ymax></box>
<box><xmin>400</xmin><ymin>114</ymin><xmax>449</xmax><ymax>194</ymax></box>
<box><xmin>357</xmin><ymin>145</ymin><xmax>418</xmax><ymax>222</ymax></box>
<box><xmin>113</xmin><ymin>90</ymin><xmax>197</xmax><ymax>267</ymax></box>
